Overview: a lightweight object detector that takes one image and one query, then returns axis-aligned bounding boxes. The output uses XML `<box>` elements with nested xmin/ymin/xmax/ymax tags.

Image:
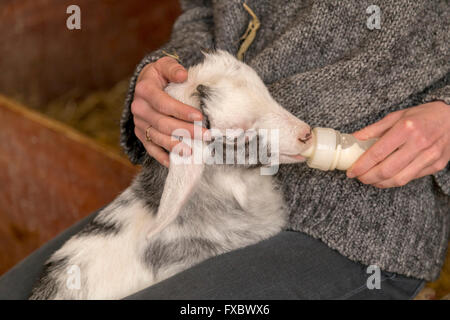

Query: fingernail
<box><xmin>189</xmin><ymin>113</ymin><xmax>202</xmax><ymax>121</ymax></box>
<box><xmin>175</xmin><ymin>69</ymin><xmax>185</xmax><ymax>78</ymax></box>
<box><xmin>347</xmin><ymin>171</ymin><xmax>355</xmax><ymax>178</ymax></box>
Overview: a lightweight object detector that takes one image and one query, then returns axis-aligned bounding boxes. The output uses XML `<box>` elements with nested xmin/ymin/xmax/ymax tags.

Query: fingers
<box><xmin>355</xmin><ymin>140</ymin><xmax>419</xmax><ymax>185</ymax></box>
<box><xmin>415</xmin><ymin>160</ymin><xmax>448</xmax><ymax>180</ymax></box>
<box><xmin>134</xmin><ymin>83</ymin><xmax>203</xmax><ymax>122</ymax></box>
<box><xmin>131</xmin><ymin>98</ymin><xmax>207</xmax><ymax>138</ymax></box>
<box><xmin>352</xmin><ymin>110</ymin><xmax>405</xmax><ymax>140</ymax></box>
<box><xmin>153</xmin><ymin>56</ymin><xmax>188</xmax><ymax>83</ymax></box>
<box><xmin>134</xmin><ymin>117</ymin><xmax>191</xmax><ymax>156</ymax></box>
<box><xmin>347</xmin><ymin>120</ymin><xmax>411</xmax><ymax>178</ymax></box>
<box><xmin>147</xmin><ymin>86</ymin><xmax>203</xmax><ymax>121</ymax></box>
<box><xmin>348</xmin><ymin>102</ymin><xmax>450</xmax><ymax>188</ymax></box>
<box><xmin>130</xmin><ymin>56</ymin><xmax>207</xmax><ymax>165</ymax></box>
<box><xmin>418</xmin><ymin>145</ymin><xmax>449</xmax><ymax>178</ymax></box>
<box><xmin>373</xmin><ymin>141</ymin><xmax>446</xmax><ymax>188</ymax></box>
<box><xmin>134</xmin><ymin>126</ymin><xmax>170</xmax><ymax>167</ymax></box>
<box><xmin>135</xmin><ymin>56</ymin><xmax>202</xmax><ymax>122</ymax></box>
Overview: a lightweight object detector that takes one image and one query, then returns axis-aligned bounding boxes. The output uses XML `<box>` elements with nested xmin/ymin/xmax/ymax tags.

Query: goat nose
<box><xmin>299</xmin><ymin>128</ymin><xmax>312</xmax><ymax>144</ymax></box>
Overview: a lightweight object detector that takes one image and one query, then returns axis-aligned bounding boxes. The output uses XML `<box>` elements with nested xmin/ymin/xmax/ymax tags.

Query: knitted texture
<box><xmin>121</xmin><ymin>0</ymin><xmax>450</xmax><ymax>281</ymax></box>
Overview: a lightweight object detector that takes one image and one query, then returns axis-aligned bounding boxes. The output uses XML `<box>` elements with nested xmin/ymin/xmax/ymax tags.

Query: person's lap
<box><xmin>0</xmin><ymin>209</ymin><xmax>424</xmax><ymax>300</ymax></box>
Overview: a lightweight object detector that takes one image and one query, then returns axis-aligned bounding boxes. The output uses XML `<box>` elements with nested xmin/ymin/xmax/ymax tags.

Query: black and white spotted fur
<box><xmin>30</xmin><ymin>50</ymin><xmax>312</xmax><ymax>299</ymax></box>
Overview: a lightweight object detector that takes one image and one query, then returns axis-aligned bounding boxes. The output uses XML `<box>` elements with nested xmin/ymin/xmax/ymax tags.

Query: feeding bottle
<box><xmin>300</xmin><ymin>127</ymin><xmax>377</xmax><ymax>171</ymax></box>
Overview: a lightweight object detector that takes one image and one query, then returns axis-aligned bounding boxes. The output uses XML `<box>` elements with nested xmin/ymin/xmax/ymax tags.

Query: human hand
<box><xmin>131</xmin><ymin>56</ymin><xmax>206</xmax><ymax>167</ymax></box>
<box><xmin>347</xmin><ymin>101</ymin><xmax>450</xmax><ymax>188</ymax></box>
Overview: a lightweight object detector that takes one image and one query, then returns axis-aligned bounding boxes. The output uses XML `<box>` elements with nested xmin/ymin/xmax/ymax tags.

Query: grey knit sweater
<box><xmin>121</xmin><ymin>0</ymin><xmax>450</xmax><ymax>281</ymax></box>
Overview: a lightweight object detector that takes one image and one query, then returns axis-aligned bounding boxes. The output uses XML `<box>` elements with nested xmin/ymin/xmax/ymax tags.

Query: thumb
<box><xmin>352</xmin><ymin>110</ymin><xmax>404</xmax><ymax>140</ymax></box>
<box><xmin>155</xmin><ymin>57</ymin><xmax>188</xmax><ymax>84</ymax></box>
<box><xmin>171</xmin><ymin>67</ymin><xmax>188</xmax><ymax>83</ymax></box>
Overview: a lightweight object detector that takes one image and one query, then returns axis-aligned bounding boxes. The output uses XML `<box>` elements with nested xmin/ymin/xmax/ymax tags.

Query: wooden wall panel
<box><xmin>0</xmin><ymin>95</ymin><xmax>139</xmax><ymax>275</ymax></box>
<box><xmin>0</xmin><ymin>0</ymin><xmax>181</xmax><ymax>108</ymax></box>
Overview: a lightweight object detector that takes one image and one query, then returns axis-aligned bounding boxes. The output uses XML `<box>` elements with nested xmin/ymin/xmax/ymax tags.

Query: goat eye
<box><xmin>193</xmin><ymin>84</ymin><xmax>212</xmax><ymax>129</ymax></box>
<box><xmin>196</xmin><ymin>84</ymin><xmax>211</xmax><ymax>99</ymax></box>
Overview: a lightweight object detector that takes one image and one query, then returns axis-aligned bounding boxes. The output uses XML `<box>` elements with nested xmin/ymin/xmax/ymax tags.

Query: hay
<box><xmin>41</xmin><ymin>79</ymin><xmax>130</xmax><ymax>154</ymax></box>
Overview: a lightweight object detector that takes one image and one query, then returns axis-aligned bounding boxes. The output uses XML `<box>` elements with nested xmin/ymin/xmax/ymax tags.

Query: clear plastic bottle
<box><xmin>301</xmin><ymin>127</ymin><xmax>377</xmax><ymax>171</ymax></box>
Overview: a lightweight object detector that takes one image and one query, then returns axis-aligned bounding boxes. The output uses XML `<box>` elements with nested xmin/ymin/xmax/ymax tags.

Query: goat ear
<box><xmin>145</xmin><ymin>146</ymin><xmax>204</xmax><ymax>240</ymax></box>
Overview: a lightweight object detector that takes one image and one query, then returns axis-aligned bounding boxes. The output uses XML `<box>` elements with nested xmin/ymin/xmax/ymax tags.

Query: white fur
<box><xmin>51</xmin><ymin>198</ymin><xmax>155</xmax><ymax>299</ymax></box>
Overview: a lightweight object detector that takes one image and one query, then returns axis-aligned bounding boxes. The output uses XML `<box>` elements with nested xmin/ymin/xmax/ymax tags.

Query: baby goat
<box><xmin>30</xmin><ymin>50</ymin><xmax>312</xmax><ymax>299</ymax></box>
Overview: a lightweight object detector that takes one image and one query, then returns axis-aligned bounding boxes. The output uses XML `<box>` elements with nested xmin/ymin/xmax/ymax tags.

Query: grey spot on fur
<box><xmin>131</xmin><ymin>155</ymin><xmax>168</xmax><ymax>212</ymax></box>
<box><xmin>29</xmin><ymin>257</ymin><xmax>68</xmax><ymax>300</ymax></box>
<box><xmin>205</xmin><ymin>133</ymin><xmax>271</xmax><ymax>167</ymax></box>
<box><xmin>193</xmin><ymin>84</ymin><xmax>213</xmax><ymax>129</ymax></box>
<box><xmin>195</xmin><ymin>84</ymin><xmax>211</xmax><ymax>100</ymax></box>
<box><xmin>75</xmin><ymin>194</ymin><xmax>135</xmax><ymax>237</ymax></box>
<box><xmin>77</xmin><ymin>219</ymin><xmax>121</xmax><ymax>237</ymax></box>
<box><xmin>116</xmin><ymin>197</ymin><xmax>132</xmax><ymax>208</ymax></box>
<box><xmin>145</xmin><ymin>237</ymin><xmax>221</xmax><ymax>279</ymax></box>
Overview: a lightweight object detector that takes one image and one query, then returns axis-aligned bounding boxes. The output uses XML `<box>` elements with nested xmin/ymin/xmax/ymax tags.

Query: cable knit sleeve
<box><xmin>120</xmin><ymin>0</ymin><xmax>214</xmax><ymax>164</ymax></box>
<box><xmin>422</xmin><ymin>79</ymin><xmax>450</xmax><ymax>197</ymax></box>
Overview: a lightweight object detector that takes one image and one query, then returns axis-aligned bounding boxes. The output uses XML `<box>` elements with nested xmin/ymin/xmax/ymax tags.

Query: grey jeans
<box><xmin>0</xmin><ymin>209</ymin><xmax>424</xmax><ymax>300</ymax></box>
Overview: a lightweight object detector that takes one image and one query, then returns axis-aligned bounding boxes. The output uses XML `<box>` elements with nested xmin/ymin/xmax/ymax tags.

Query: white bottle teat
<box><xmin>301</xmin><ymin>127</ymin><xmax>377</xmax><ymax>171</ymax></box>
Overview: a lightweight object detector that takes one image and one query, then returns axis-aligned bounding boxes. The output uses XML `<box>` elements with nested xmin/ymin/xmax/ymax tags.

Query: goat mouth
<box><xmin>281</xmin><ymin>153</ymin><xmax>306</xmax><ymax>162</ymax></box>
